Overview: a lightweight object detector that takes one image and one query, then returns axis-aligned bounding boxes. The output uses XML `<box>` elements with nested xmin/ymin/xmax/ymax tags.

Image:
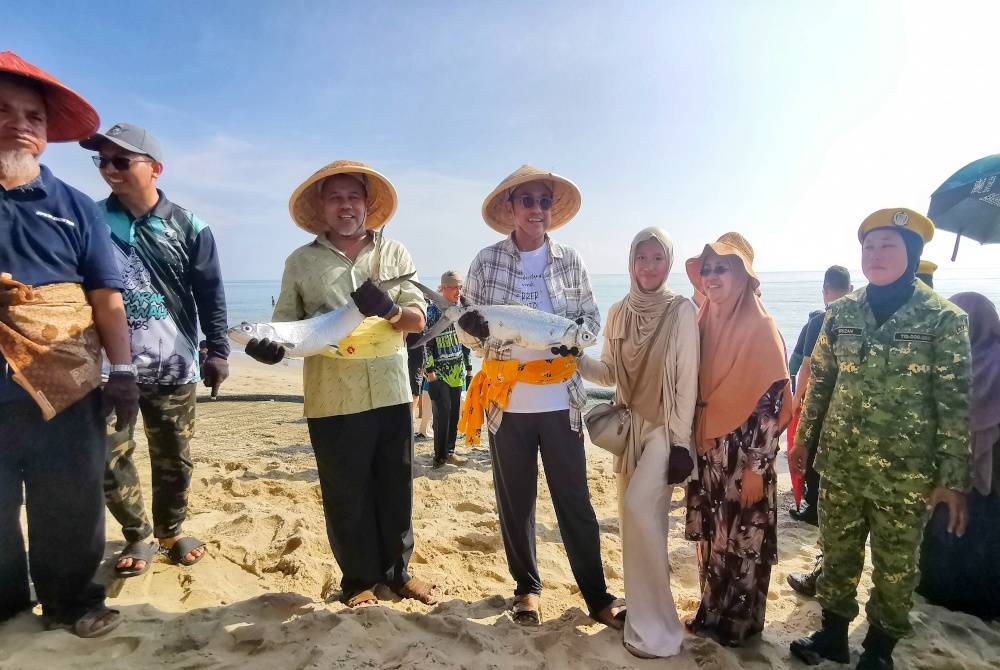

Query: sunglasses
<box><xmin>92</xmin><ymin>155</ymin><xmax>153</xmax><ymax>171</ymax></box>
<box><xmin>699</xmin><ymin>264</ymin><xmax>731</xmax><ymax>277</ymax></box>
<box><xmin>511</xmin><ymin>194</ymin><xmax>553</xmax><ymax>210</ymax></box>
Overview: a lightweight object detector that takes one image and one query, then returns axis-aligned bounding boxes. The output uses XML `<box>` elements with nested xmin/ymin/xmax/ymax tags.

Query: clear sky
<box><xmin>8</xmin><ymin>1</ymin><xmax>999</xmax><ymax>279</ymax></box>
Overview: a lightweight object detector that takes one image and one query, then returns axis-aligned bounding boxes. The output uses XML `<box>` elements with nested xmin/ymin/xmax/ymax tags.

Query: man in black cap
<box><xmin>0</xmin><ymin>51</ymin><xmax>138</xmax><ymax>638</ymax></box>
<box><xmin>80</xmin><ymin>123</ymin><xmax>230</xmax><ymax>576</ymax></box>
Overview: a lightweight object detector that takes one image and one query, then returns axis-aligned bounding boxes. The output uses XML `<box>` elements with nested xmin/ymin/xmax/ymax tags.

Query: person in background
<box><xmin>0</xmin><ymin>51</ymin><xmax>138</xmax><ymax>638</ymax></box>
<box><xmin>916</xmin><ymin>259</ymin><xmax>937</xmax><ymax>287</ymax></box>
<box><xmin>81</xmin><ymin>122</ymin><xmax>230</xmax><ymax>576</ymax></box>
<box><xmin>577</xmin><ymin>227</ymin><xmax>698</xmax><ymax>658</ymax></box>
<box><xmin>424</xmin><ymin>270</ymin><xmax>472</xmax><ymax>468</ymax></box>
<box><xmin>405</xmin><ymin>330</ymin><xmax>427</xmax><ymax>436</ymax></box>
<box><xmin>244</xmin><ymin>160</ymin><xmax>437</xmax><ymax>609</ymax></box>
<box><xmin>789</xmin><ymin>209</ymin><xmax>970</xmax><ymax>670</ymax></box>
<box><xmin>916</xmin><ymin>292</ymin><xmax>1000</xmax><ymax>621</ymax></box>
<box><xmin>683</xmin><ymin>232</ymin><xmax>792</xmax><ymax>647</ymax></box>
<box><xmin>789</xmin><ymin>266</ymin><xmax>853</xmax><ymax>526</ymax></box>
<box><xmin>459</xmin><ymin>164</ymin><xmax>623</xmax><ymax>628</ymax></box>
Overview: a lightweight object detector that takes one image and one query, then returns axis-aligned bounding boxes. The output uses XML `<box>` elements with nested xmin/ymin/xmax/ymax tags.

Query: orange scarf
<box><xmin>459</xmin><ymin>357</ymin><xmax>577</xmax><ymax>445</ymax></box>
<box><xmin>0</xmin><ymin>274</ymin><xmax>103</xmax><ymax>420</ymax></box>
<box><xmin>694</xmin><ymin>263</ymin><xmax>792</xmax><ymax>452</ymax></box>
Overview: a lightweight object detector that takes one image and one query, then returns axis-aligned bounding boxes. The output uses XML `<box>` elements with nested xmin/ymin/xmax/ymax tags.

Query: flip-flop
<box><xmin>590</xmin><ymin>600</ymin><xmax>626</xmax><ymax>630</ymax></box>
<box><xmin>159</xmin><ymin>536</ymin><xmax>206</xmax><ymax>566</ymax></box>
<box><xmin>511</xmin><ymin>593</ymin><xmax>541</xmax><ymax>626</ymax></box>
<box><xmin>47</xmin><ymin>606</ymin><xmax>122</xmax><ymax>638</ymax></box>
<box><xmin>114</xmin><ymin>539</ymin><xmax>159</xmax><ymax>578</ymax></box>
<box><xmin>392</xmin><ymin>577</ymin><xmax>440</xmax><ymax>605</ymax></box>
<box><xmin>344</xmin><ymin>589</ymin><xmax>379</xmax><ymax>608</ymax></box>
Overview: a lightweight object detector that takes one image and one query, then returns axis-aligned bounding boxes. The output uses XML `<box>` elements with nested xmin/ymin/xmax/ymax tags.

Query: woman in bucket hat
<box><xmin>458</xmin><ymin>165</ymin><xmax>624</xmax><ymax>628</ymax></box>
<box><xmin>243</xmin><ymin>160</ymin><xmax>438</xmax><ymax>608</ymax></box>
<box><xmin>683</xmin><ymin>232</ymin><xmax>793</xmax><ymax>647</ymax></box>
<box><xmin>790</xmin><ymin>209</ymin><xmax>970</xmax><ymax>670</ymax></box>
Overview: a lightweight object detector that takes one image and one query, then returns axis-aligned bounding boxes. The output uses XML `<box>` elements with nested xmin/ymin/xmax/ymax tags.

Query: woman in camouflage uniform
<box><xmin>789</xmin><ymin>209</ymin><xmax>971</xmax><ymax>670</ymax></box>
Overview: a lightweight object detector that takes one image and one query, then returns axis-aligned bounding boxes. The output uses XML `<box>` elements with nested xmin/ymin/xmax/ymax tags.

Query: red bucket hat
<box><xmin>0</xmin><ymin>51</ymin><xmax>99</xmax><ymax>143</ymax></box>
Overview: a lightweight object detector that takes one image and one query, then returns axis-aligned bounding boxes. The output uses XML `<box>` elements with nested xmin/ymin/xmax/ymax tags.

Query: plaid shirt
<box><xmin>460</xmin><ymin>234</ymin><xmax>600</xmax><ymax>434</ymax></box>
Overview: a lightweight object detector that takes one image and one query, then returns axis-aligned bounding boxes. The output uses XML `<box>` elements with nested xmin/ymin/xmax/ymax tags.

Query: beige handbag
<box><xmin>584</xmin><ymin>401</ymin><xmax>632</xmax><ymax>457</ymax></box>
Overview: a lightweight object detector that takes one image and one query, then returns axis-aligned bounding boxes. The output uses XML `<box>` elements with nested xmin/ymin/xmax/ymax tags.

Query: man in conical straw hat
<box><xmin>0</xmin><ymin>51</ymin><xmax>138</xmax><ymax>637</ymax></box>
<box><xmin>242</xmin><ymin>160</ymin><xmax>437</xmax><ymax>608</ymax></box>
<box><xmin>459</xmin><ymin>165</ymin><xmax>624</xmax><ymax>627</ymax></box>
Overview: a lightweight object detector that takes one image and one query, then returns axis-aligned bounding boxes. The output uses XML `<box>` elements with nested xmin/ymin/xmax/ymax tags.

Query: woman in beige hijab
<box><xmin>683</xmin><ymin>232</ymin><xmax>792</xmax><ymax>647</ymax></box>
<box><xmin>578</xmin><ymin>227</ymin><xmax>699</xmax><ymax>659</ymax></box>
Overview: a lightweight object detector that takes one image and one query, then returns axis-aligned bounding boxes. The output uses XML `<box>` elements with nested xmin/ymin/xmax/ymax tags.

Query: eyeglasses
<box><xmin>92</xmin><ymin>155</ymin><xmax>153</xmax><ymax>171</ymax></box>
<box><xmin>699</xmin><ymin>264</ymin><xmax>730</xmax><ymax>277</ymax></box>
<box><xmin>511</xmin><ymin>194</ymin><xmax>553</xmax><ymax>211</ymax></box>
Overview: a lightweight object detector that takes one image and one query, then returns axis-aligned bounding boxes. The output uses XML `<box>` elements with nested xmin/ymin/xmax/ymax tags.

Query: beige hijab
<box><xmin>691</xmin><ymin>252</ymin><xmax>792</xmax><ymax>453</ymax></box>
<box><xmin>606</xmin><ymin>228</ymin><xmax>687</xmax><ymax>425</ymax></box>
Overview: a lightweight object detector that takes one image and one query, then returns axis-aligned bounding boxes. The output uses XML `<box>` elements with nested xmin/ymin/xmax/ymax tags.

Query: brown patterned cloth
<box><xmin>0</xmin><ymin>273</ymin><xmax>102</xmax><ymax>420</ymax></box>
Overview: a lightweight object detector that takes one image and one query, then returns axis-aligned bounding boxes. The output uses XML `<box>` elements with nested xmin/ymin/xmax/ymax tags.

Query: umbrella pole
<box><xmin>951</xmin><ymin>233</ymin><xmax>961</xmax><ymax>261</ymax></box>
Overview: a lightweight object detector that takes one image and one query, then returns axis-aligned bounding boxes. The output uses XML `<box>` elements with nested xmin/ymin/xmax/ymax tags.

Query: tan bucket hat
<box><xmin>481</xmin><ymin>164</ymin><xmax>582</xmax><ymax>235</ymax></box>
<box><xmin>288</xmin><ymin>160</ymin><xmax>397</xmax><ymax>234</ymax></box>
<box><xmin>685</xmin><ymin>232</ymin><xmax>760</xmax><ymax>293</ymax></box>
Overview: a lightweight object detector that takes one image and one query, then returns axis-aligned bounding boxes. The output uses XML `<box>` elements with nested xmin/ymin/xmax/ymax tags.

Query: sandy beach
<box><xmin>1</xmin><ymin>356</ymin><xmax>997</xmax><ymax>669</ymax></box>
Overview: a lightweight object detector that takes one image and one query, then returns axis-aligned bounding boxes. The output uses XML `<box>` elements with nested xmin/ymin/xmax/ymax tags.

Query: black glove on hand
<box><xmin>103</xmin><ymin>372</ymin><xmax>139</xmax><ymax>432</ymax></box>
<box><xmin>246</xmin><ymin>338</ymin><xmax>285</xmax><ymax>365</ymax></box>
<box><xmin>666</xmin><ymin>445</ymin><xmax>695</xmax><ymax>484</ymax></box>
<box><xmin>550</xmin><ymin>345</ymin><xmax>581</xmax><ymax>357</ymax></box>
<box><xmin>350</xmin><ymin>279</ymin><xmax>395</xmax><ymax>318</ymax></box>
<box><xmin>201</xmin><ymin>356</ymin><xmax>230</xmax><ymax>398</ymax></box>
<box><xmin>457</xmin><ymin>311</ymin><xmax>490</xmax><ymax>339</ymax></box>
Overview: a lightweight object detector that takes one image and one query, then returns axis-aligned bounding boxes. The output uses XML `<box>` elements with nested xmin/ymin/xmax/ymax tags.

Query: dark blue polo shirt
<box><xmin>0</xmin><ymin>164</ymin><xmax>122</xmax><ymax>402</ymax></box>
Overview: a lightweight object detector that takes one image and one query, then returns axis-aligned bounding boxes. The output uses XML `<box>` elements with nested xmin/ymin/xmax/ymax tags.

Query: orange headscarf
<box><xmin>689</xmin><ymin>243</ymin><xmax>792</xmax><ymax>453</ymax></box>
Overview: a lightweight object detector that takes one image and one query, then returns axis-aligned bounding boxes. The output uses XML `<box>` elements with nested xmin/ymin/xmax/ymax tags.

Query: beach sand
<box><xmin>1</xmin><ymin>356</ymin><xmax>997</xmax><ymax>669</ymax></box>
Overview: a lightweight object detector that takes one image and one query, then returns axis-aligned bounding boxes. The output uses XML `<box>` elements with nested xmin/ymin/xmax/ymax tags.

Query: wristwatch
<box><xmin>109</xmin><ymin>363</ymin><xmax>138</xmax><ymax>375</ymax></box>
<box><xmin>386</xmin><ymin>304</ymin><xmax>404</xmax><ymax>324</ymax></box>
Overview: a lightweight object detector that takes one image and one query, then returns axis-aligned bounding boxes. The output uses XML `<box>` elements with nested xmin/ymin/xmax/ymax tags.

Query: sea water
<box><xmin>225</xmin><ymin>267</ymin><xmax>1000</xmax><ymax>360</ymax></box>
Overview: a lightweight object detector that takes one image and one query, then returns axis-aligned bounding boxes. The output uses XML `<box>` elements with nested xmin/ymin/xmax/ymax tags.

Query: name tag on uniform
<box><xmin>894</xmin><ymin>332</ymin><xmax>935</xmax><ymax>343</ymax></box>
<box><xmin>836</xmin><ymin>327</ymin><xmax>863</xmax><ymax>336</ymax></box>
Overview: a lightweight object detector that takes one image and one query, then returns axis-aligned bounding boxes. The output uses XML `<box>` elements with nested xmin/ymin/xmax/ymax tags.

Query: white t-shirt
<box><xmin>504</xmin><ymin>245</ymin><xmax>570</xmax><ymax>413</ymax></box>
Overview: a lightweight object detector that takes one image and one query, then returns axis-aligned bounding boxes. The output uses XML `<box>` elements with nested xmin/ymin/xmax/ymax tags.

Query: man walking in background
<box><xmin>81</xmin><ymin>123</ymin><xmax>230</xmax><ymax>576</ymax></box>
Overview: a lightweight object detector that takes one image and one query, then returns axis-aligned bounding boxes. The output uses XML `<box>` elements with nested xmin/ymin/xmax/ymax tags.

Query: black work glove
<box><xmin>457</xmin><ymin>311</ymin><xmax>490</xmax><ymax>339</ymax></box>
<box><xmin>666</xmin><ymin>445</ymin><xmax>695</xmax><ymax>484</ymax></box>
<box><xmin>550</xmin><ymin>345</ymin><xmax>581</xmax><ymax>357</ymax></box>
<box><xmin>350</xmin><ymin>279</ymin><xmax>396</xmax><ymax>318</ymax></box>
<box><xmin>246</xmin><ymin>337</ymin><xmax>285</xmax><ymax>365</ymax></box>
<box><xmin>103</xmin><ymin>372</ymin><xmax>139</xmax><ymax>432</ymax></box>
<box><xmin>201</xmin><ymin>356</ymin><xmax>229</xmax><ymax>398</ymax></box>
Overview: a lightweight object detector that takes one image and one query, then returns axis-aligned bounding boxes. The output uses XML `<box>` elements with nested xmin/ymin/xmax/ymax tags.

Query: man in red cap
<box><xmin>0</xmin><ymin>52</ymin><xmax>138</xmax><ymax>638</ymax></box>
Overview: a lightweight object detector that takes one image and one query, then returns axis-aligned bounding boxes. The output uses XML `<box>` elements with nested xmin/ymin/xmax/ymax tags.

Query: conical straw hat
<box><xmin>289</xmin><ymin>160</ymin><xmax>397</xmax><ymax>234</ymax></box>
<box><xmin>481</xmin><ymin>164</ymin><xmax>581</xmax><ymax>234</ymax></box>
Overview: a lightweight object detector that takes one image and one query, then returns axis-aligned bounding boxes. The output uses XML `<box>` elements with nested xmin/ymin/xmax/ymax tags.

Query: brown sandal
<box><xmin>392</xmin><ymin>577</ymin><xmax>440</xmax><ymax>605</ymax></box>
<box><xmin>344</xmin><ymin>589</ymin><xmax>379</xmax><ymax>608</ymax></box>
<box><xmin>590</xmin><ymin>601</ymin><xmax>626</xmax><ymax>630</ymax></box>
<box><xmin>511</xmin><ymin>594</ymin><xmax>541</xmax><ymax>626</ymax></box>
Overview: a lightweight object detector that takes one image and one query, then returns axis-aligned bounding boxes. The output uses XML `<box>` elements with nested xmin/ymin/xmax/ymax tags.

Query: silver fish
<box><xmin>409</xmin><ymin>280</ymin><xmax>598</xmax><ymax>351</ymax></box>
<box><xmin>227</xmin><ymin>274</ymin><xmax>414</xmax><ymax>358</ymax></box>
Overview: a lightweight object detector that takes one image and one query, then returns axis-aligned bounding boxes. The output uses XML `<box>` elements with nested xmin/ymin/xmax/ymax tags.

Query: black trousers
<box><xmin>307</xmin><ymin>403</ymin><xmax>414</xmax><ymax>596</ymax></box>
<box><xmin>804</xmin><ymin>449</ymin><xmax>821</xmax><ymax>509</ymax></box>
<box><xmin>429</xmin><ymin>380</ymin><xmax>462</xmax><ymax>461</ymax></box>
<box><xmin>0</xmin><ymin>391</ymin><xmax>107</xmax><ymax>624</ymax></box>
<box><xmin>488</xmin><ymin>410</ymin><xmax>614</xmax><ymax>614</ymax></box>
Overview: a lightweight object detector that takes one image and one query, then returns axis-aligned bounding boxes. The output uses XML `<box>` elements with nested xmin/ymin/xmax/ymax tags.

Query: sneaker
<box><xmin>432</xmin><ymin>457</ymin><xmax>446</xmax><ymax>469</ymax></box>
<box><xmin>789</xmin><ymin>503</ymin><xmax>819</xmax><ymax>526</ymax></box>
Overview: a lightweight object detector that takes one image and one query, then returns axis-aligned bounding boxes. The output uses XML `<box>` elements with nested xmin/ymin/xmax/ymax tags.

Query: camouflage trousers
<box><xmin>815</xmin><ymin>481</ymin><xmax>929</xmax><ymax>638</ymax></box>
<box><xmin>104</xmin><ymin>383</ymin><xmax>196</xmax><ymax>542</ymax></box>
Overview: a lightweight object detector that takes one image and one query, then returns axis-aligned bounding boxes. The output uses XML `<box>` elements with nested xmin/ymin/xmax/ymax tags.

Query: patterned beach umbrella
<box><xmin>929</xmin><ymin>154</ymin><xmax>1000</xmax><ymax>260</ymax></box>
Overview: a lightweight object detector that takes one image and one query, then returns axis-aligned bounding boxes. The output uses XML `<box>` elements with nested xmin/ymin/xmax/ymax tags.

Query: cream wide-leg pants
<box><xmin>616</xmin><ymin>420</ymin><xmax>684</xmax><ymax>658</ymax></box>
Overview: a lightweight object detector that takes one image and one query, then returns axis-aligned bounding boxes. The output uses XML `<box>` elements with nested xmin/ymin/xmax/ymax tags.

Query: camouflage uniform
<box><xmin>795</xmin><ymin>280</ymin><xmax>970</xmax><ymax>638</ymax></box>
<box><xmin>105</xmin><ymin>383</ymin><xmax>196</xmax><ymax>541</ymax></box>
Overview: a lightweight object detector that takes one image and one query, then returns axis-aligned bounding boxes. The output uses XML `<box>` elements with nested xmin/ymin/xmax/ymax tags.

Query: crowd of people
<box><xmin>3</xmin><ymin>51</ymin><xmax>999</xmax><ymax>670</ymax></box>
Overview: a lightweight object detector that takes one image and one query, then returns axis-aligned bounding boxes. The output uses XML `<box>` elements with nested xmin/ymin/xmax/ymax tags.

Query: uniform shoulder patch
<box><xmin>894</xmin><ymin>332</ymin><xmax>935</xmax><ymax>343</ymax></box>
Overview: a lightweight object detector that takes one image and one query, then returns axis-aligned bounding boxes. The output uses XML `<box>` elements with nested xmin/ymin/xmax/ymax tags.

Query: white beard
<box><xmin>0</xmin><ymin>150</ymin><xmax>40</xmax><ymax>182</ymax></box>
